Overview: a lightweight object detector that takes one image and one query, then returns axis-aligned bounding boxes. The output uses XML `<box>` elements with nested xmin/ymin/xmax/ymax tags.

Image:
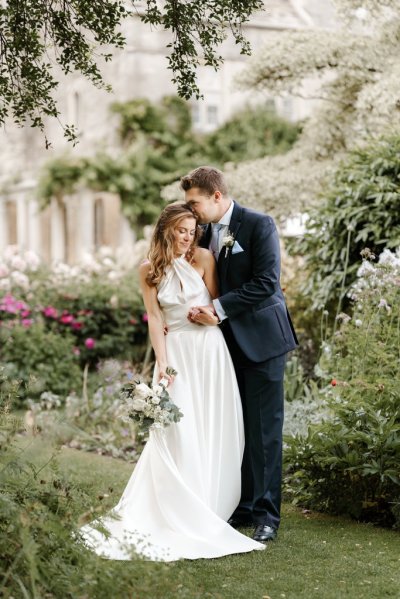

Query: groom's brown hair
<box><xmin>180</xmin><ymin>166</ymin><xmax>228</xmax><ymax>197</ymax></box>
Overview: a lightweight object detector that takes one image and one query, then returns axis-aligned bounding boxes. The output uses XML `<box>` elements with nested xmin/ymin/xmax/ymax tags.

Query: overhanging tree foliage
<box><xmin>0</xmin><ymin>0</ymin><xmax>264</xmax><ymax>145</ymax></box>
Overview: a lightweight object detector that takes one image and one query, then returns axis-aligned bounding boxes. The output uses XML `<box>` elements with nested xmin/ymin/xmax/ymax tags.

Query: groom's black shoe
<box><xmin>253</xmin><ymin>525</ymin><xmax>278</xmax><ymax>542</ymax></box>
<box><xmin>228</xmin><ymin>516</ymin><xmax>253</xmax><ymax>529</ymax></box>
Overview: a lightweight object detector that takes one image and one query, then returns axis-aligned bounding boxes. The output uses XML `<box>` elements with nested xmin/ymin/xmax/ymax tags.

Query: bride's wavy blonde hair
<box><xmin>146</xmin><ymin>203</ymin><xmax>202</xmax><ymax>287</ymax></box>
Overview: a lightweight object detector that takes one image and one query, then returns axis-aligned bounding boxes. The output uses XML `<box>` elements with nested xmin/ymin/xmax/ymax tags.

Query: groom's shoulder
<box><xmin>240</xmin><ymin>205</ymin><xmax>276</xmax><ymax>230</ymax></box>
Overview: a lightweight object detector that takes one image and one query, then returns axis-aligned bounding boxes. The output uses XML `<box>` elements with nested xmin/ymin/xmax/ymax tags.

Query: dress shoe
<box><xmin>228</xmin><ymin>516</ymin><xmax>253</xmax><ymax>529</ymax></box>
<box><xmin>253</xmin><ymin>524</ymin><xmax>277</xmax><ymax>542</ymax></box>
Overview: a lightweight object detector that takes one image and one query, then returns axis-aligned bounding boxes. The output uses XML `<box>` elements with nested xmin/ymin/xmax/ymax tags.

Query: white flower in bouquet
<box><xmin>134</xmin><ymin>382</ymin><xmax>152</xmax><ymax>399</ymax></box>
<box><xmin>132</xmin><ymin>398</ymin><xmax>147</xmax><ymax>411</ymax></box>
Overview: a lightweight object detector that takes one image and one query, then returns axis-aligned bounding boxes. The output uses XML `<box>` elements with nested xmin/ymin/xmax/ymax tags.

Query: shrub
<box><xmin>284</xmin><ymin>249</ymin><xmax>400</xmax><ymax>528</ymax></box>
<box><xmin>291</xmin><ymin>135</ymin><xmax>400</xmax><ymax>312</ymax></box>
<box><xmin>205</xmin><ymin>104</ymin><xmax>300</xmax><ymax>164</ymax></box>
<box><xmin>0</xmin><ymin>323</ymin><xmax>82</xmax><ymax>405</ymax></box>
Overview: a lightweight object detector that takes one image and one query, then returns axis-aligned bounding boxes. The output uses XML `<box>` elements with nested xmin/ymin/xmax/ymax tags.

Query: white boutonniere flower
<box><xmin>222</xmin><ymin>231</ymin><xmax>235</xmax><ymax>257</ymax></box>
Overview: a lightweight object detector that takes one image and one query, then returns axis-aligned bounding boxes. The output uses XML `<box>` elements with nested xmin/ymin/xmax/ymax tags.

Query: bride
<box><xmin>79</xmin><ymin>203</ymin><xmax>265</xmax><ymax>561</ymax></box>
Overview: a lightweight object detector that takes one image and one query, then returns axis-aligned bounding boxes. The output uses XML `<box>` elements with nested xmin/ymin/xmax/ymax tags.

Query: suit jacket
<box><xmin>200</xmin><ymin>202</ymin><xmax>298</xmax><ymax>363</ymax></box>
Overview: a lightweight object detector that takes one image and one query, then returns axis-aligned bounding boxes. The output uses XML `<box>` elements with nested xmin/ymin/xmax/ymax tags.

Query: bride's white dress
<box><xmin>79</xmin><ymin>255</ymin><xmax>265</xmax><ymax>561</ymax></box>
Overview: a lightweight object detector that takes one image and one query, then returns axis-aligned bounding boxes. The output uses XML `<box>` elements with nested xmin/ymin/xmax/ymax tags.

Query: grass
<box><xmin>15</xmin><ymin>434</ymin><xmax>400</xmax><ymax>599</ymax></box>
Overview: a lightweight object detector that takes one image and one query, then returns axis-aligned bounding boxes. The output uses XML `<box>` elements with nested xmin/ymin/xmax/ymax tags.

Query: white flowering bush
<box><xmin>284</xmin><ymin>248</ymin><xmax>400</xmax><ymax>527</ymax></box>
<box><xmin>222</xmin><ymin>1</ymin><xmax>400</xmax><ymax>219</ymax></box>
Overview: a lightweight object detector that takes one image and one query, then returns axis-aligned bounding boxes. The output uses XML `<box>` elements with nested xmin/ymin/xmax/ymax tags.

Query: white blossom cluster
<box><xmin>348</xmin><ymin>247</ymin><xmax>400</xmax><ymax>306</ymax></box>
<box><xmin>0</xmin><ymin>239</ymin><xmax>151</xmax><ymax>294</ymax></box>
<box><xmin>0</xmin><ymin>246</ymin><xmax>40</xmax><ymax>291</ymax></box>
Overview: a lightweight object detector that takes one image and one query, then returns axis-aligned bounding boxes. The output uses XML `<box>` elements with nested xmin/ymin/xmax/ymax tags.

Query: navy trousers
<box><xmin>223</xmin><ymin>322</ymin><xmax>285</xmax><ymax>530</ymax></box>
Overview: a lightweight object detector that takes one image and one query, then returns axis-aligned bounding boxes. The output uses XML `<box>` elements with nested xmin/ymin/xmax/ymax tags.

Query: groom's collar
<box><xmin>215</xmin><ymin>200</ymin><xmax>235</xmax><ymax>227</ymax></box>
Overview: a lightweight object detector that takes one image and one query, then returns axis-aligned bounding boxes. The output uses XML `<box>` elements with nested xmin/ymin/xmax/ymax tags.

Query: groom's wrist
<box><xmin>213</xmin><ymin>299</ymin><xmax>227</xmax><ymax>322</ymax></box>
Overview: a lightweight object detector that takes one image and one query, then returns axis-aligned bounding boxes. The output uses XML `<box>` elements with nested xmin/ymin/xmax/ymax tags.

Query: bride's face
<box><xmin>172</xmin><ymin>217</ymin><xmax>197</xmax><ymax>255</ymax></box>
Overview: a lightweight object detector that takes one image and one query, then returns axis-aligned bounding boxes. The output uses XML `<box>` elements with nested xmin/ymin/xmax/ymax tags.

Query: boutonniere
<box><xmin>222</xmin><ymin>231</ymin><xmax>235</xmax><ymax>257</ymax></box>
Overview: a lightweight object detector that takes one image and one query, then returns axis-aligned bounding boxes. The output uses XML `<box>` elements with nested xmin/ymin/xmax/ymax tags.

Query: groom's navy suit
<box><xmin>200</xmin><ymin>202</ymin><xmax>298</xmax><ymax>529</ymax></box>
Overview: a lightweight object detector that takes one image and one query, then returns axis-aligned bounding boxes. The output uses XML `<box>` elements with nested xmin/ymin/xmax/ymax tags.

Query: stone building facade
<box><xmin>0</xmin><ymin>0</ymin><xmax>335</xmax><ymax>264</ymax></box>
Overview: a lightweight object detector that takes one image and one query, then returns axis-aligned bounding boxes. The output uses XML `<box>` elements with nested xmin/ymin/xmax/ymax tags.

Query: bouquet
<box><xmin>120</xmin><ymin>367</ymin><xmax>182</xmax><ymax>432</ymax></box>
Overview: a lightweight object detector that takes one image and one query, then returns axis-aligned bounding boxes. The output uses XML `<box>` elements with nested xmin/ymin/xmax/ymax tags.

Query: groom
<box><xmin>182</xmin><ymin>166</ymin><xmax>298</xmax><ymax>542</ymax></box>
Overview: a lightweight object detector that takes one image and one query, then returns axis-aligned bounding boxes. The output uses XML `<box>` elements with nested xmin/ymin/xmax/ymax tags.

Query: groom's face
<box><xmin>185</xmin><ymin>187</ymin><xmax>220</xmax><ymax>224</ymax></box>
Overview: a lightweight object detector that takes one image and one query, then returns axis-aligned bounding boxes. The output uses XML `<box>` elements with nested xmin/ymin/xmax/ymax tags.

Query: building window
<box><xmin>206</xmin><ymin>105</ymin><xmax>219</xmax><ymax>126</ymax></box>
<box><xmin>191</xmin><ymin>104</ymin><xmax>201</xmax><ymax>127</ymax></box>
<box><xmin>5</xmin><ymin>200</ymin><xmax>17</xmax><ymax>245</ymax></box>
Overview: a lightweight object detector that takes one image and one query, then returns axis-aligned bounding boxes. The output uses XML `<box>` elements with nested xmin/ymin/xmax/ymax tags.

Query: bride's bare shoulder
<box><xmin>193</xmin><ymin>246</ymin><xmax>213</xmax><ymax>264</ymax></box>
<box><xmin>138</xmin><ymin>259</ymin><xmax>151</xmax><ymax>280</ymax></box>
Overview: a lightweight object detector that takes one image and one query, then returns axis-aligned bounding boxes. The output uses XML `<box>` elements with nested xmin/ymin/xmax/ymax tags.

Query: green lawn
<box><xmin>16</xmin><ymin>434</ymin><xmax>400</xmax><ymax>599</ymax></box>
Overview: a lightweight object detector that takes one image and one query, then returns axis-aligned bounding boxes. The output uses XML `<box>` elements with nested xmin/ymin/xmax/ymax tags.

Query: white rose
<box><xmin>134</xmin><ymin>383</ymin><xmax>152</xmax><ymax>399</ymax></box>
<box><xmin>152</xmin><ymin>384</ymin><xmax>163</xmax><ymax>396</ymax></box>
<box><xmin>132</xmin><ymin>398</ymin><xmax>147</xmax><ymax>411</ymax></box>
<box><xmin>152</xmin><ymin>396</ymin><xmax>161</xmax><ymax>405</ymax></box>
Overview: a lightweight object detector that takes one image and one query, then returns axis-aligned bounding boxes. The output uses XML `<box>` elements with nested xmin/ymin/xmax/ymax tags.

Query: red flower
<box><xmin>331</xmin><ymin>379</ymin><xmax>337</xmax><ymax>387</ymax></box>
<box><xmin>72</xmin><ymin>321</ymin><xmax>83</xmax><ymax>330</ymax></box>
<box><xmin>129</xmin><ymin>318</ymin><xmax>138</xmax><ymax>325</ymax></box>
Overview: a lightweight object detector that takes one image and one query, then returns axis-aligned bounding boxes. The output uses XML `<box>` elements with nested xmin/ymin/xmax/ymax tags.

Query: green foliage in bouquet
<box><xmin>0</xmin><ymin>323</ymin><xmax>82</xmax><ymax>405</ymax></box>
<box><xmin>291</xmin><ymin>135</ymin><xmax>400</xmax><ymax>312</ymax></box>
<box><xmin>284</xmin><ymin>250</ymin><xmax>400</xmax><ymax>528</ymax></box>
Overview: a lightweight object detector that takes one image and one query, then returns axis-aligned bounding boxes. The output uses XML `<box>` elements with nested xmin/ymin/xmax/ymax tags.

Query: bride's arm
<box><xmin>188</xmin><ymin>248</ymin><xmax>219</xmax><ymax>326</ymax></box>
<box><xmin>139</xmin><ymin>262</ymin><xmax>173</xmax><ymax>383</ymax></box>
<box><xmin>196</xmin><ymin>247</ymin><xmax>219</xmax><ymax>299</ymax></box>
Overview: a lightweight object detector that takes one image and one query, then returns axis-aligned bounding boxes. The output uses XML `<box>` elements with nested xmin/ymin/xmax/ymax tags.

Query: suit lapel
<box><xmin>218</xmin><ymin>202</ymin><xmax>243</xmax><ymax>284</ymax></box>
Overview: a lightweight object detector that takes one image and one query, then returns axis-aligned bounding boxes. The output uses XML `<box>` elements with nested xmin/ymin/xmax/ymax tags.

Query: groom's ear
<box><xmin>214</xmin><ymin>191</ymin><xmax>222</xmax><ymax>202</ymax></box>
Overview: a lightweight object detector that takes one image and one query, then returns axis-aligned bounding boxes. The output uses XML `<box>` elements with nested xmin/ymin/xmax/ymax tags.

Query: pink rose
<box><xmin>142</xmin><ymin>312</ymin><xmax>149</xmax><ymax>323</ymax></box>
<box><xmin>72</xmin><ymin>346</ymin><xmax>81</xmax><ymax>356</ymax></box>
<box><xmin>85</xmin><ymin>337</ymin><xmax>96</xmax><ymax>349</ymax></box>
<box><xmin>60</xmin><ymin>314</ymin><xmax>74</xmax><ymax>324</ymax></box>
<box><xmin>21</xmin><ymin>318</ymin><xmax>33</xmax><ymax>327</ymax></box>
<box><xmin>43</xmin><ymin>306</ymin><xmax>58</xmax><ymax>318</ymax></box>
<box><xmin>72</xmin><ymin>321</ymin><xmax>83</xmax><ymax>330</ymax></box>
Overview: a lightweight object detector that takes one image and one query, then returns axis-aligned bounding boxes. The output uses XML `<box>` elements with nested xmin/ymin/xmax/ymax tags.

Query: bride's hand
<box><xmin>158</xmin><ymin>368</ymin><xmax>175</xmax><ymax>386</ymax></box>
<box><xmin>191</xmin><ymin>305</ymin><xmax>219</xmax><ymax>326</ymax></box>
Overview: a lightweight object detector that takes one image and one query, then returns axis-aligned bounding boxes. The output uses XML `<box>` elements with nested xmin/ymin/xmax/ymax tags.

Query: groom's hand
<box><xmin>189</xmin><ymin>304</ymin><xmax>219</xmax><ymax>326</ymax></box>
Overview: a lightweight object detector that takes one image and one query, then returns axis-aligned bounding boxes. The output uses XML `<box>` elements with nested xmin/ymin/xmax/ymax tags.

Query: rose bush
<box><xmin>0</xmin><ymin>246</ymin><xmax>149</xmax><ymax>405</ymax></box>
